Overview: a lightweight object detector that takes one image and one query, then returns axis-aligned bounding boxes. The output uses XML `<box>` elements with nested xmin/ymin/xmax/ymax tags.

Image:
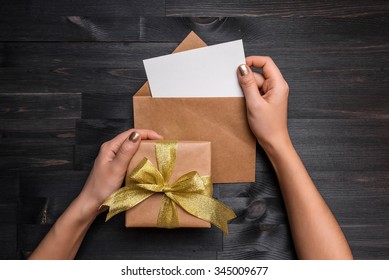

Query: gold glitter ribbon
<box><xmin>101</xmin><ymin>141</ymin><xmax>236</xmax><ymax>234</ymax></box>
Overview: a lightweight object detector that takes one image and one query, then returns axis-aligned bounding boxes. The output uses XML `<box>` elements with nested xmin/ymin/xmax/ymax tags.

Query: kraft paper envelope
<box><xmin>133</xmin><ymin>31</ymin><xmax>256</xmax><ymax>183</ymax></box>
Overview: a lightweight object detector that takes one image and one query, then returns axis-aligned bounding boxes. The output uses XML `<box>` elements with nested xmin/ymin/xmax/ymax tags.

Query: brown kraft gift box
<box><xmin>125</xmin><ymin>140</ymin><xmax>211</xmax><ymax>228</ymax></box>
<box><xmin>133</xmin><ymin>31</ymin><xmax>256</xmax><ymax>184</ymax></box>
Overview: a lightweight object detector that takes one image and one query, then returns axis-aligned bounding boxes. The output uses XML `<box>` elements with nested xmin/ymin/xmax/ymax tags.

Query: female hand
<box><xmin>78</xmin><ymin>129</ymin><xmax>163</xmax><ymax>217</ymax></box>
<box><xmin>237</xmin><ymin>56</ymin><xmax>290</xmax><ymax>150</ymax></box>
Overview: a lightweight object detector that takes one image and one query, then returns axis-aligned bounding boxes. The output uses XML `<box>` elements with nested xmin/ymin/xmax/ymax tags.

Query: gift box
<box><xmin>133</xmin><ymin>31</ymin><xmax>256</xmax><ymax>184</ymax></box>
<box><xmin>102</xmin><ymin>140</ymin><xmax>236</xmax><ymax>234</ymax></box>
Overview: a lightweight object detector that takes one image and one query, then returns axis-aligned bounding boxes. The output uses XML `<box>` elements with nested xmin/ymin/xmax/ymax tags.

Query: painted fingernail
<box><xmin>129</xmin><ymin>131</ymin><xmax>140</xmax><ymax>143</ymax></box>
<box><xmin>238</xmin><ymin>64</ymin><xmax>250</xmax><ymax>76</ymax></box>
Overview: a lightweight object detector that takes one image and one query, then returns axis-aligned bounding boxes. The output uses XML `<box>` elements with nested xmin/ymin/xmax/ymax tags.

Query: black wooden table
<box><xmin>1</xmin><ymin>1</ymin><xmax>389</xmax><ymax>260</ymax></box>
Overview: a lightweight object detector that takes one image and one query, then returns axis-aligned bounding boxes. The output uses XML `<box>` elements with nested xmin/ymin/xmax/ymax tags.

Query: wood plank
<box><xmin>0</xmin><ymin>203</ymin><xmax>18</xmax><ymax>224</ymax></box>
<box><xmin>323</xmin><ymin>194</ymin><xmax>389</xmax><ymax>226</ymax></box>
<box><xmin>220</xmin><ymin>169</ymin><xmax>389</xmax><ymax>231</ymax></box>
<box><xmin>82</xmin><ymin>92</ymin><xmax>133</xmax><ymax>119</ymax></box>
<box><xmin>311</xmin><ymin>171</ymin><xmax>389</xmax><ymax>226</ymax></box>
<box><xmin>74</xmin><ymin>144</ymin><xmax>99</xmax><ymax>170</ymax></box>
<box><xmin>0</xmin><ymin>0</ymin><xmax>165</xmax><ymax>17</ymax></box>
<box><xmin>78</xmin><ymin>250</ymin><xmax>216</xmax><ymax>260</ymax></box>
<box><xmin>0</xmin><ymin>174</ymin><xmax>19</xmax><ymax>200</ymax></box>
<box><xmin>0</xmin><ymin>15</ymin><xmax>139</xmax><ymax>42</ymax></box>
<box><xmin>0</xmin><ymin>145</ymin><xmax>73</xmax><ymax>171</ymax></box>
<box><xmin>288</xmin><ymin>119</ymin><xmax>389</xmax><ymax>146</ymax></box>
<box><xmin>218</xmin><ymin>171</ymin><xmax>281</xmax><ymax>199</ymax></box>
<box><xmin>0</xmin><ymin>174</ymin><xmax>19</xmax><ymax>259</ymax></box>
<box><xmin>289</xmin><ymin>119</ymin><xmax>389</xmax><ymax>171</ymax></box>
<box><xmin>166</xmin><ymin>0</ymin><xmax>389</xmax><ymax>17</ymax></box>
<box><xmin>1</xmin><ymin>42</ymin><xmax>388</xmax><ymax>116</ymax></box>
<box><xmin>223</xmin><ymin>224</ymin><xmax>295</xmax><ymax>253</ymax></box>
<box><xmin>20</xmin><ymin>214</ymin><xmax>222</xmax><ymax>259</ymax></box>
<box><xmin>350</xmin><ymin>245</ymin><xmax>389</xmax><ymax>260</ymax></box>
<box><xmin>2</xmin><ymin>15</ymin><xmax>387</xmax><ymax>43</ymax></box>
<box><xmin>342</xmin><ymin>225</ymin><xmax>389</xmax><ymax>260</ymax></box>
<box><xmin>2</xmin><ymin>42</ymin><xmax>388</xmax><ymax>70</ymax></box>
<box><xmin>271</xmin><ymin>120</ymin><xmax>389</xmax><ymax>171</ymax></box>
<box><xmin>294</xmin><ymin>142</ymin><xmax>389</xmax><ymax>172</ymax></box>
<box><xmin>0</xmin><ymin>42</ymin><xmax>177</xmax><ymax>68</ymax></box>
<box><xmin>20</xmin><ymin>196</ymin><xmax>74</xmax><ymax>225</ymax></box>
<box><xmin>0</xmin><ymin>93</ymin><xmax>81</xmax><ymax>119</ymax></box>
<box><xmin>19</xmin><ymin>170</ymin><xmax>88</xmax><ymax>197</ymax></box>
<box><xmin>0</xmin><ymin>119</ymin><xmax>75</xmax><ymax>145</ymax></box>
<box><xmin>141</xmin><ymin>15</ymin><xmax>389</xmax><ymax>44</ymax></box>
<box><xmin>222</xmin><ymin>197</ymin><xmax>288</xmax><ymax>225</ymax></box>
<box><xmin>0</xmin><ymin>0</ymin><xmax>37</xmax><ymax>16</ymax></box>
<box><xmin>287</xmin><ymin>90</ymin><xmax>389</xmax><ymax>120</ymax></box>
<box><xmin>19</xmin><ymin>171</ymin><xmax>85</xmax><ymax>224</ymax></box>
<box><xmin>18</xmin><ymin>224</ymin><xmax>51</xmax><ymax>259</ymax></box>
<box><xmin>1</xmin><ymin>69</ymin><xmax>387</xmax><ymax>119</ymax></box>
<box><xmin>76</xmin><ymin>119</ymin><xmax>132</xmax><ymax>144</ymax></box>
<box><xmin>82</xmin><ymin>214</ymin><xmax>222</xmax><ymax>252</ymax></box>
<box><xmin>0</xmin><ymin>67</ymin><xmax>145</xmax><ymax>94</ymax></box>
<box><xmin>218</xmin><ymin>249</ymin><xmax>296</xmax><ymax>260</ymax></box>
<box><xmin>35</xmin><ymin>0</ymin><xmax>165</xmax><ymax>17</ymax></box>
<box><xmin>0</xmin><ymin>225</ymin><xmax>17</xmax><ymax>259</ymax></box>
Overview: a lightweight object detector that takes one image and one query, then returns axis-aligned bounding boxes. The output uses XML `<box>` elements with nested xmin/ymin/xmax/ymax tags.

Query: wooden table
<box><xmin>1</xmin><ymin>0</ymin><xmax>388</xmax><ymax>259</ymax></box>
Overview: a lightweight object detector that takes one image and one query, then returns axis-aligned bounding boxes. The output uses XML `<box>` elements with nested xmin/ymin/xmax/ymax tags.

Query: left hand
<box><xmin>78</xmin><ymin>129</ymin><xmax>163</xmax><ymax>217</ymax></box>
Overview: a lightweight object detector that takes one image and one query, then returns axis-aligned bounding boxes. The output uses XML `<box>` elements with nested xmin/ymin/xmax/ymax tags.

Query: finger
<box><xmin>138</xmin><ymin>129</ymin><xmax>165</xmax><ymax>141</ymax></box>
<box><xmin>246</xmin><ymin>56</ymin><xmax>284</xmax><ymax>81</ymax></box>
<box><xmin>253</xmin><ymin>72</ymin><xmax>265</xmax><ymax>88</ymax></box>
<box><xmin>237</xmin><ymin>64</ymin><xmax>264</xmax><ymax>107</ymax></box>
<box><xmin>106</xmin><ymin>129</ymin><xmax>163</xmax><ymax>156</ymax></box>
<box><xmin>111</xmin><ymin>131</ymin><xmax>142</xmax><ymax>172</ymax></box>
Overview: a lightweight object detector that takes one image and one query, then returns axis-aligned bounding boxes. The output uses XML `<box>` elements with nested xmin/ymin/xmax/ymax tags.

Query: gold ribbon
<box><xmin>101</xmin><ymin>141</ymin><xmax>236</xmax><ymax>234</ymax></box>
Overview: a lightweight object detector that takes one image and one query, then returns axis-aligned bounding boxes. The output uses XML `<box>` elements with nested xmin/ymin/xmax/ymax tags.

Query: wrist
<box><xmin>73</xmin><ymin>192</ymin><xmax>101</xmax><ymax>224</ymax></box>
<box><xmin>260</xmin><ymin>133</ymin><xmax>294</xmax><ymax>163</ymax></box>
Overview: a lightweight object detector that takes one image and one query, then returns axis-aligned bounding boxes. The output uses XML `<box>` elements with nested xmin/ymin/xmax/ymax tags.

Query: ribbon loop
<box><xmin>101</xmin><ymin>141</ymin><xmax>236</xmax><ymax>234</ymax></box>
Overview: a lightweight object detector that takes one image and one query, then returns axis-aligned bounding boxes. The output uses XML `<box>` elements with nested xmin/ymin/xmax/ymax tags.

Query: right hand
<box><xmin>237</xmin><ymin>56</ymin><xmax>290</xmax><ymax>150</ymax></box>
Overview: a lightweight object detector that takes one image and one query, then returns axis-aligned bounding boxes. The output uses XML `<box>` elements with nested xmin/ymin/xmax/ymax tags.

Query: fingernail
<box><xmin>238</xmin><ymin>64</ymin><xmax>250</xmax><ymax>76</ymax></box>
<box><xmin>129</xmin><ymin>131</ymin><xmax>140</xmax><ymax>143</ymax></box>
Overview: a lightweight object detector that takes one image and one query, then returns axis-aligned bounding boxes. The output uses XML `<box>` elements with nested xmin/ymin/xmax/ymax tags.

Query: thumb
<box><xmin>111</xmin><ymin>131</ymin><xmax>141</xmax><ymax>173</ymax></box>
<box><xmin>237</xmin><ymin>64</ymin><xmax>263</xmax><ymax>107</ymax></box>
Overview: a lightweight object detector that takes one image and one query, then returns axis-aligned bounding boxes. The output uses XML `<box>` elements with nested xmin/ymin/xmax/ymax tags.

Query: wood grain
<box><xmin>0</xmin><ymin>93</ymin><xmax>81</xmax><ymax>119</ymax></box>
<box><xmin>0</xmin><ymin>0</ymin><xmax>165</xmax><ymax>17</ymax></box>
<box><xmin>1</xmin><ymin>0</ymin><xmax>388</xmax><ymax>260</ymax></box>
<box><xmin>0</xmin><ymin>145</ymin><xmax>73</xmax><ymax>171</ymax></box>
<box><xmin>218</xmin><ymin>249</ymin><xmax>296</xmax><ymax>260</ymax></box>
<box><xmin>0</xmin><ymin>225</ymin><xmax>17</xmax><ymax>259</ymax></box>
<box><xmin>166</xmin><ymin>0</ymin><xmax>389</xmax><ymax>17</ymax></box>
<box><xmin>35</xmin><ymin>0</ymin><xmax>165</xmax><ymax>17</ymax></box>
<box><xmin>0</xmin><ymin>15</ymin><xmax>140</xmax><ymax>42</ymax></box>
<box><xmin>0</xmin><ymin>119</ymin><xmax>76</xmax><ymax>145</ymax></box>
<box><xmin>19</xmin><ymin>170</ymin><xmax>88</xmax><ymax>198</ymax></box>
<box><xmin>2</xmin><ymin>15</ymin><xmax>387</xmax><ymax>43</ymax></box>
<box><xmin>82</xmin><ymin>92</ymin><xmax>133</xmax><ymax>119</ymax></box>
<box><xmin>0</xmin><ymin>174</ymin><xmax>19</xmax><ymax>200</ymax></box>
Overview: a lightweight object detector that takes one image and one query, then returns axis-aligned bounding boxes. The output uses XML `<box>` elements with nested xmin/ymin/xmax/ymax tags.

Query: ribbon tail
<box><xmin>157</xmin><ymin>194</ymin><xmax>180</xmax><ymax>228</ymax></box>
<box><xmin>101</xmin><ymin>186</ymin><xmax>154</xmax><ymax>221</ymax></box>
<box><xmin>170</xmin><ymin>193</ymin><xmax>236</xmax><ymax>234</ymax></box>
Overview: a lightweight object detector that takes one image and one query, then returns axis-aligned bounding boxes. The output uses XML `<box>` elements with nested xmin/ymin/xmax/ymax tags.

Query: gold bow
<box><xmin>101</xmin><ymin>141</ymin><xmax>236</xmax><ymax>234</ymax></box>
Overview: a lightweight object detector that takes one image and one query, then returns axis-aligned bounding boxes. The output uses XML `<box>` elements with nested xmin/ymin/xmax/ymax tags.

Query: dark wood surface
<box><xmin>0</xmin><ymin>1</ymin><xmax>388</xmax><ymax>260</ymax></box>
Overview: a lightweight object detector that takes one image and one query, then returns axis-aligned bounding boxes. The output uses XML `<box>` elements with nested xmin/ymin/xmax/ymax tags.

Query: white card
<box><xmin>143</xmin><ymin>40</ymin><xmax>245</xmax><ymax>98</ymax></box>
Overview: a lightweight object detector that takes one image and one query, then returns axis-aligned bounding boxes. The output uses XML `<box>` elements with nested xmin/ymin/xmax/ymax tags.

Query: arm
<box><xmin>29</xmin><ymin>129</ymin><xmax>163</xmax><ymax>260</ymax></box>
<box><xmin>237</xmin><ymin>57</ymin><xmax>353</xmax><ymax>260</ymax></box>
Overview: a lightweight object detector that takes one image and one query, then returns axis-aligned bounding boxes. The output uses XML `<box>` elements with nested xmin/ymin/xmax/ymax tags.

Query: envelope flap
<box><xmin>135</xmin><ymin>31</ymin><xmax>208</xmax><ymax>97</ymax></box>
